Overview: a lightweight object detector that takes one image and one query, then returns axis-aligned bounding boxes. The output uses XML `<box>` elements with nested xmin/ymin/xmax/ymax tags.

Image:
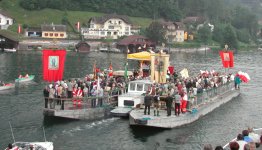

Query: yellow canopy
<box><xmin>127</xmin><ymin>51</ymin><xmax>151</xmax><ymax>60</ymax></box>
<box><xmin>113</xmin><ymin>70</ymin><xmax>133</xmax><ymax>76</ymax></box>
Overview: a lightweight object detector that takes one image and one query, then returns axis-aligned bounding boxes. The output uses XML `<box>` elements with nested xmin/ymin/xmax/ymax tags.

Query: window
<box><xmin>137</xmin><ymin>84</ymin><xmax>143</xmax><ymax>91</ymax></box>
<box><xmin>114</xmin><ymin>32</ymin><xmax>117</xmax><ymax>35</ymax></box>
<box><xmin>45</xmin><ymin>33</ymin><xmax>48</xmax><ymax>36</ymax></box>
<box><xmin>125</xmin><ymin>32</ymin><xmax>129</xmax><ymax>35</ymax></box>
<box><xmin>50</xmin><ymin>33</ymin><xmax>53</xmax><ymax>36</ymax></box>
<box><xmin>55</xmin><ymin>33</ymin><xmax>58</xmax><ymax>37</ymax></box>
<box><xmin>107</xmin><ymin>32</ymin><xmax>111</xmax><ymax>35</ymax></box>
<box><xmin>180</xmin><ymin>38</ymin><xmax>182</xmax><ymax>41</ymax></box>
<box><xmin>90</xmin><ymin>25</ymin><xmax>94</xmax><ymax>28</ymax></box>
<box><xmin>125</xmin><ymin>27</ymin><xmax>129</xmax><ymax>31</ymax></box>
<box><xmin>108</xmin><ymin>26</ymin><xmax>114</xmax><ymax>29</ymax></box>
<box><xmin>119</xmin><ymin>32</ymin><xmax>122</xmax><ymax>34</ymax></box>
<box><xmin>144</xmin><ymin>84</ymin><xmax>150</xmax><ymax>91</ymax></box>
<box><xmin>176</xmin><ymin>32</ymin><xmax>177</xmax><ymax>35</ymax></box>
<box><xmin>0</xmin><ymin>18</ymin><xmax>1</xmax><ymax>23</ymax></box>
<box><xmin>170</xmin><ymin>25</ymin><xmax>173</xmax><ymax>29</ymax></box>
<box><xmin>60</xmin><ymin>33</ymin><xmax>64</xmax><ymax>37</ymax></box>
<box><xmin>119</xmin><ymin>21</ymin><xmax>122</xmax><ymax>24</ymax></box>
<box><xmin>130</xmin><ymin>83</ymin><xmax>136</xmax><ymax>91</ymax></box>
<box><xmin>108</xmin><ymin>20</ymin><xmax>112</xmax><ymax>24</ymax></box>
<box><xmin>101</xmin><ymin>31</ymin><xmax>105</xmax><ymax>35</ymax></box>
<box><xmin>180</xmin><ymin>32</ymin><xmax>182</xmax><ymax>35</ymax></box>
<box><xmin>120</xmin><ymin>26</ymin><xmax>122</xmax><ymax>29</ymax></box>
<box><xmin>114</xmin><ymin>21</ymin><xmax>116</xmax><ymax>24</ymax></box>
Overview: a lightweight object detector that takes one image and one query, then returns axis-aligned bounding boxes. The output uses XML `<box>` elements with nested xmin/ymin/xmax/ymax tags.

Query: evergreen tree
<box><xmin>145</xmin><ymin>21</ymin><xmax>167</xmax><ymax>45</ymax></box>
<box><xmin>212</xmin><ymin>24</ymin><xmax>224</xmax><ymax>44</ymax></box>
<box><xmin>222</xmin><ymin>24</ymin><xmax>239</xmax><ymax>50</ymax></box>
<box><xmin>236</xmin><ymin>29</ymin><xmax>251</xmax><ymax>44</ymax></box>
<box><xmin>197</xmin><ymin>23</ymin><xmax>211</xmax><ymax>44</ymax></box>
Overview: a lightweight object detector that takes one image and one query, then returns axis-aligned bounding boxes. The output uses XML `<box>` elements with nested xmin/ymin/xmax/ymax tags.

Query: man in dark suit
<box><xmin>144</xmin><ymin>91</ymin><xmax>152</xmax><ymax>115</ymax></box>
<box><xmin>165</xmin><ymin>93</ymin><xmax>173</xmax><ymax>116</ymax></box>
<box><xmin>43</xmin><ymin>86</ymin><xmax>49</xmax><ymax>108</ymax></box>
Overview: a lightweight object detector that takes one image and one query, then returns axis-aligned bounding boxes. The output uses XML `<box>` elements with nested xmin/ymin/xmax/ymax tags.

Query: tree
<box><xmin>61</xmin><ymin>16</ymin><xmax>68</xmax><ymax>25</ymax></box>
<box><xmin>212</xmin><ymin>24</ymin><xmax>224</xmax><ymax>43</ymax></box>
<box><xmin>197</xmin><ymin>23</ymin><xmax>211</xmax><ymax>44</ymax></box>
<box><xmin>22</xmin><ymin>24</ymin><xmax>28</xmax><ymax>29</ymax></box>
<box><xmin>236</xmin><ymin>29</ymin><xmax>251</xmax><ymax>44</ymax></box>
<box><xmin>222</xmin><ymin>24</ymin><xmax>239</xmax><ymax>50</ymax></box>
<box><xmin>105</xmin><ymin>35</ymin><xmax>113</xmax><ymax>48</ymax></box>
<box><xmin>145</xmin><ymin>21</ymin><xmax>167</xmax><ymax>45</ymax></box>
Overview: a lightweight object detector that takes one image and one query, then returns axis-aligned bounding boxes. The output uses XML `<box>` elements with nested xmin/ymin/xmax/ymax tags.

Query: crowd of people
<box><xmin>144</xmin><ymin>70</ymin><xmax>237</xmax><ymax>117</ymax></box>
<box><xmin>203</xmin><ymin>126</ymin><xmax>262</xmax><ymax>150</ymax></box>
<box><xmin>43</xmin><ymin>73</ymin><xmax>129</xmax><ymax>109</ymax></box>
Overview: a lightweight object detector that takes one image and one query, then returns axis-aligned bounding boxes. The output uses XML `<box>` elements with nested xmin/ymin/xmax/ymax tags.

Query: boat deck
<box><xmin>129</xmin><ymin>89</ymin><xmax>240</xmax><ymax>128</ymax></box>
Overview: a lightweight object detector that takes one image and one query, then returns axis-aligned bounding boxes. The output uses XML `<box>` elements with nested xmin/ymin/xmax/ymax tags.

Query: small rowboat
<box><xmin>15</xmin><ymin>75</ymin><xmax>35</xmax><ymax>82</ymax></box>
<box><xmin>0</xmin><ymin>83</ymin><xmax>15</xmax><ymax>90</ymax></box>
<box><xmin>4</xmin><ymin>48</ymin><xmax>17</xmax><ymax>52</ymax></box>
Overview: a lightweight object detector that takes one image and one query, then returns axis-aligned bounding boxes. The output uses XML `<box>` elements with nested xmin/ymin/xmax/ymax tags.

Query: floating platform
<box><xmin>129</xmin><ymin>89</ymin><xmax>240</xmax><ymax>128</ymax></box>
<box><xmin>43</xmin><ymin>100</ymin><xmax>116</xmax><ymax>120</ymax></box>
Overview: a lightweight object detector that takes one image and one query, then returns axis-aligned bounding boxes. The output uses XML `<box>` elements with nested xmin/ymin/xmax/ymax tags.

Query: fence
<box><xmin>44</xmin><ymin>87</ymin><xmax>127</xmax><ymax>110</ymax></box>
<box><xmin>187</xmin><ymin>81</ymin><xmax>235</xmax><ymax>110</ymax></box>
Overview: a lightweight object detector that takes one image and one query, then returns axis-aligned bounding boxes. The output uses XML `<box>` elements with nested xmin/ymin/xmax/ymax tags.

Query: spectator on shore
<box><xmin>203</xmin><ymin>144</ymin><xmax>213</xmax><ymax>150</ymax></box>
<box><xmin>243</xmin><ymin>130</ymin><xmax>253</xmax><ymax>142</ymax></box>
<box><xmin>229</xmin><ymin>142</ymin><xmax>239</xmax><ymax>150</ymax></box>
<box><xmin>248</xmin><ymin>126</ymin><xmax>260</xmax><ymax>143</ymax></box>
<box><xmin>236</xmin><ymin>134</ymin><xmax>247</xmax><ymax>150</ymax></box>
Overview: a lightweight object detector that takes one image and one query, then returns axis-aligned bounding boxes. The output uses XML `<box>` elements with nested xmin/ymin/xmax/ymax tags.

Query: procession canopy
<box><xmin>150</xmin><ymin>53</ymin><xmax>170</xmax><ymax>83</ymax></box>
<box><xmin>113</xmin><ymin>70</ymin><xmax>133</xmax><ymax>76</ymax></box>
<box><xmin>127</xmin><ymin>51</ymin><xmax>151</xmax><ymax>60</ymax></box>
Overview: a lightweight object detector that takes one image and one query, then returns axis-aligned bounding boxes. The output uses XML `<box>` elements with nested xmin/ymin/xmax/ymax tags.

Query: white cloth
<box><xmin>183</xmin><ymin>94</ymin><xmax>188</xmax><ymax>101</ymax></box>
<box><xmin>249</xmin><ymin>132</ymin><xmax>260</xmax><ymax>143</ymax></box>
<box><xmin>236</xmin><ymin>140</ymin><xmax>247</xmax><ymax>150</ymax></box>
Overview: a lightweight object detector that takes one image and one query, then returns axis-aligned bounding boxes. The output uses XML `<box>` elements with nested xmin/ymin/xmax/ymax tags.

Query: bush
<box><xmin>22</xmin><ymin>24</ymin><xmax>28</xmax><ymax>29</ymax></box>
<box><xmin>33</xmin><ymin>46</ymin><xmax>38</xmax><ymax>50</ymax></box>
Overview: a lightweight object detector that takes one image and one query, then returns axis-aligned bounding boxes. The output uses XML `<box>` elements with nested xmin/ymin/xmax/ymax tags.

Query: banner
<box><xmin>18</xmin><ymin>26</ymin><xmax>21</xmax><ymax>33</ymax></box>
<box><xmin>77</xmin><ymin>22</ymin><xmax>80</xmax><ymax>29</ymax></box>
<box><xmin>219</xmin><ymin>51</ymin><xmax>234</xmax><ymax>68</ymax></box>
<box><xmin>43</xmin><ymin>50</ymin><xmax>66</xmax><ymax>82</ymax></box>
<box><xmin>168</xmin><ymin>66</ymin><xmax>174</xmax><ymax>74</ymax></box>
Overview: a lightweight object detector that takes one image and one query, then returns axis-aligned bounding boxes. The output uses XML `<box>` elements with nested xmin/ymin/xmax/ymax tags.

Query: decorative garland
<box><xmin>53</xmin><ymin>49</ymin><xmax>57</xmax><ymax>52</ymax></box>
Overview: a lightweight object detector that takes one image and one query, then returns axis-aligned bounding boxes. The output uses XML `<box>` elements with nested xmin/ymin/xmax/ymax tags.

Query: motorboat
<box><xmin>6</xmin><ymin>141</ymin><xmax>53</xmax><ymax>150</ymax></box>
<box><xmin>4</xmin><ymin>48</ymin><xmax>17</xmax><ymax>52</ymax></box>
<box><xmin>15</xmin><ymin>75</ymin><xmax>35</xmax><ymax>82</ymax></box>
<box><xmin>0</xmin><ymin>83</ymin><xmax>15</xmax><ymax>91</ymax></box>
<box><xmin>110</xmin><ymin>80</ymin><xmax>153</xmax><ymax>117</ymax></box>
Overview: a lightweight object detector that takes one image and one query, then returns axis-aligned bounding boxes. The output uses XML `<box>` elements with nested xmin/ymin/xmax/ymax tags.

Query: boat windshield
<box><xmin>129</xmin><ymin>83</ymin><xmax>136</xmax><ymax>91</ymax></box>
<box><xmin>137</xmin><ymin>84</ymin><xmax>143</xmax><ymax>91</ymax></box>
<box><xmin>144</xmin><ymin>84</ymin><xmax>150</xmax><ymax>91</ymax></box>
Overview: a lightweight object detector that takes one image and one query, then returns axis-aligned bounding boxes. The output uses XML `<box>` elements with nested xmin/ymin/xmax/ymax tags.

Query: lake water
<box><xmin>0</xmin><ymin>50</ymin><xmax>261</xmax><ymax>150</ymax></box>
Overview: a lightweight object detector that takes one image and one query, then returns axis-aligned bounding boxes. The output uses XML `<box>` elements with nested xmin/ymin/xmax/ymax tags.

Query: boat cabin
<box><xmin>118</xmin><ymin>80</ymin><xmax>153</xmax><ymax>107</ymax></box>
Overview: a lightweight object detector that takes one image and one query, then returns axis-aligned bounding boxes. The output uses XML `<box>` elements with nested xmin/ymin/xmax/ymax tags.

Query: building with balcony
<box><xmin>41</xmin><ymin>23</ymin><xmax>67</xmax><ymax>38</ymax></box>
<box><xmin>159</xmin><ymin>21</ymin><xmax>185</xmax><ymax>43</ymax></box>
<box><xmin>0</xmin><ymin>10</ymin><xmax>14</xmax><ymax>30</ymax></box>
<box><xmin>83</xmin><ymin>13</ymin><xmax>132</xmax><ymax>39</ymax></box>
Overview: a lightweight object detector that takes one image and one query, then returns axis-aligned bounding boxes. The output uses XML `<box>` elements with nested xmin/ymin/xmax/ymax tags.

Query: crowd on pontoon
<box><xmin>203</xmin><ymin>126</ymin><xmax>262</xmax><ymax>150</ymax></box>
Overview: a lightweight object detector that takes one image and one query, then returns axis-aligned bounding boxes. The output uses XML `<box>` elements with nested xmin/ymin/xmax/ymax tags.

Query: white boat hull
<box><xmin>8</xmin><ymin>141</ymin><xmax>53</xmax><ymax>150</ymax></box>
<box><xmin>0</xmin><ymin>84</ymin><xmax>15</xmax><ymax>90</ymax></box>
<box><xmin>15</xmin><ymin>77</ymin><xmax>34</xmax><ymax>82</ymax></box>
<box><xmin>110</xmin><ymin>107</ymin><xmax>133</xmax><ymax>117</ymax></box>
<box><xmin>4</xmin><ymin>48</ymin><xmax>17</xmax><ymax>52</ymax></box>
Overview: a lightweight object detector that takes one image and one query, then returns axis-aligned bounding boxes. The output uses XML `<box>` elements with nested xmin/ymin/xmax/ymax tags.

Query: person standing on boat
<box><xmin>153</xmin><ymin>93</ymin><xmax>160</xmax><ymax>116</ymax></box>
<box><xmin>24</xmin><ymin>74</ymin><xmax>29</xmax><ymax>78</ymax></box>
<box><xmin>235</xmin><ymin>75</ymin><xmax>241</xmax><ymax>89</ymax></box>
<box><xmin>48</xmin><ymin>86</ymin><xmax>55</xmax><ymax>109</ymax></box>
<box><xmin>67</xmin><ymin>79</ymin><xmax>74</xmax><ymax>98</ymax></box>
<box><xmin>57</xmin><ymin>85</ymin><xmax>63</xmax><ymax>105</ymax></box>
<box><xmin>90</xmin><ymin>87</ymin><xmax>98</xmax><ymax>108</ymax></box>
<box><xmin>98</xmin><ymin>86</ymin><xmax>104</xmax><ymax>107</ymax></box>
<box><xmin>43</xmin><ymin>86</ymin><xmax>49</xmax><ymax>108</ymax></box>
<box><xmin>72</xmin><ymin>86</ymin><xmax>77</xmax><ymax>105</ymax></box>
<box><xmin>61</xmin><ymin>88</ymin><xmax>66</xmax><ymax>110</ymax></box>
<box><xmin>182</xmin><ymin>91</ymin><xmax>188</xmax><ymax>114</ymax></box>
<box><xmin>83</xmin><ymin>85</ymin><xmax>88</xmax><ymax>97</ymax></box>
<box><xmin>165</xmin><ymin>93</ymin><xmax>173</xmax><ymax>116</ymax></box>
<box><xmin>144</xmin><ymin>91</ymin><xmax>152</xmax><ymax>115</ymax></box>
<box><xmin>236</xmin><ymin>134</ymin><xmax>247</xmax><ymax>150</ymax></box>
<box><xmin>76</xmin><ymin>87</ymin><xmax>83</xmax><ymax>107</ymax></box>
<box><xmin>248</xmin><ymin>126</ymin><xmax>260</xmax><ymax>143</ymax></box>
<box><xmin>242</xmin><ymin>130</ymin><xmax>253</xmax><ymax>142</ymax></box>
<box><xmin>18</xmin><ymin>74</ymin><xmax>22</xmax><ymax>78</ymax></box>
<box><xmin>174</xmin><ymin>91</ymin><xmax>181</xmax><ymax>116</ymax></box>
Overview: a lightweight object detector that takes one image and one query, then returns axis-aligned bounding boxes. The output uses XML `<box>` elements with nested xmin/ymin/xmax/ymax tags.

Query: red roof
<box><xmin>116</xmin><ymin>35</ymin><xmax>149</xmax><ymax>45</ymax></box>
<box><xmin>159</xmin><ymin>21</ymin><xmax>173</xmax><ymax>26</ymax></box>
<box><xmin>0</xmin><ymin>10</ymin><xmax>13</xmax><ymax>18</ymax></box>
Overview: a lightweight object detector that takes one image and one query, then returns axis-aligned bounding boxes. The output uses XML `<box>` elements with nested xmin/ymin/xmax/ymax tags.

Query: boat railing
<box><xmin>187</xmin><ymin>81</ymin><xmax>235</xmax><ymax>110</ymax></box>
<box><xmin>44</xmin><ymin>87</ymin><xmax>127</xmax><ymax>110</ymax></box>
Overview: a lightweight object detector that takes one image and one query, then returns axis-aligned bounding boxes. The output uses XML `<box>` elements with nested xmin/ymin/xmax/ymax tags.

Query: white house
<box><xmin>0</xmin><ymin>10</ymin><xmax>14</xmax><ymax>30</ymax></box>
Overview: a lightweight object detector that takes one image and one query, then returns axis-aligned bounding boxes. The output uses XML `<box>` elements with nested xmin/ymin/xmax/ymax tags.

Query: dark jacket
<box><xmin>154</xmin><ymin>95</ymin><xmax>159</xmax><ymax>103</ymax></box>
<box><xmin>144</xmin><ymin>95</ymin><xmax>152</xmax><ymax>106</ymax></box>
<box><xmin>165</xmin><ymin>96</ymin><xmax>173</xmax><ymax>107</ymax></box>
<box><xmin>43</xmin><ymin>89</ymin><xmax>49</xmax><ymax>97</ymax></box>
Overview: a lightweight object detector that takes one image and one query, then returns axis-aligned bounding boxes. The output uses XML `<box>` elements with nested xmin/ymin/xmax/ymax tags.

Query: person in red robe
<box><xmin>24</xmin><ymin>74</ymin><xmax>29</xmax><ymax>78</ymax></box>
<box><xmin>72</xmin><ymin>86</ymin><xmax>77</xmax><ymax>105</ymax></box>
<box><xmin>76</xmin><ymin>87</ymin><xmax>83</xmax><ymax>106</ymax></box>
<box><xmin>96</xmin><ymin>68</ymin><xmax>100</xmax><ymax>73</ymax></box>
<box><xmin>18</xmin><ymin>74</ymin><xmax>22</xmax><ymax>78</ymax></box>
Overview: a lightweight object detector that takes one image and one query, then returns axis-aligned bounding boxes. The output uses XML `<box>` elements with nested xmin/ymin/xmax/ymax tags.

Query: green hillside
<box><xmin>0</xmin><ymin>0</ymin><xmax>153</xmax><ymax>33</ymax></box>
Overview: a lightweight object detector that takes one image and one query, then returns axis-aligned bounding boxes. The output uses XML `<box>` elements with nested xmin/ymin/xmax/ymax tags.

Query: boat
<box><xmin>223</xmin><ymin>128</ymin><xmax>262</xmax><ymax>149</ymax></box>
<box><xmin>6</xmin><ymin>141</ymin><xmax>54</xmax><ymax>150</ymax></box>
<box><xmin>0</xmin><ymin>83</ymin><xmax>15</xmax><ymax>91</ymax></box>
<box><xmin>110</xmin><ymin>80</ymin><xmax>153</xmax><ymax>117</ymax></box>
<box><xmin>15</xmin><ymin>75</ymin><xmax>35</xmax><ymax>82</ymax></box>
<box><xmin>4</xmin><ymin>48</ymin><xmax>17</xmax><ymax>52</ymax></box>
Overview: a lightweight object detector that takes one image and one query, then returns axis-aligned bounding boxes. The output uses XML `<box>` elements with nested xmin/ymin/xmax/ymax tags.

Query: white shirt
<box><xmin>183</xmin><ymin>94</ymin><xmax>188</xmax><ymax>101</ymax></box>
<box><xmin>249</xmin><ymin>132</ymin><xmax>260</xmax><ymax>143</ymax></box>
<box><xmin>236</xmin><ymin>140</ymin><xmax>247</xmax><ymax>150</ymax></box>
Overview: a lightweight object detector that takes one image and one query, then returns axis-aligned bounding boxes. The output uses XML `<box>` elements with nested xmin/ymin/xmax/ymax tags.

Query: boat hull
<box><xmin>4</xmin><ymin>48</ymin><xmax>17</xmax><ymax>52</ymax></box>
<box><xmin>0</xmin><ymin>83</ymin><xmax>15</xmax><ymax>90</ymax></box>
<box><xmin>15</xmin><ymin>76</ymin><xmax>35</xmax><ymax>82</ymax></box>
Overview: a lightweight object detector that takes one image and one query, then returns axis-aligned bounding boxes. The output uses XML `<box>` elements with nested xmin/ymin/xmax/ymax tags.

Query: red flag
<box><xmin>43</xmin><ymin>50</ymin><xmax>66</xmax><ymax>82</ymax></box>
<box><xmin>18</xmin><ymin>26</ymin><xmax>21</xmax><ymax>33</ymax></box>
<box><xmin>219</xmin><ymin>51</ymin><xmax>234</xmax><ymax>68</ymax></box>
<box><xmin>168</xmin><ymin>66</ymin><xmax>174</xmax><ymax>74</ymax></box>
<box><xmin>77</xmin><ymin>22</ymin><xmax>80</xmax><ymax>29</ymax></box>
